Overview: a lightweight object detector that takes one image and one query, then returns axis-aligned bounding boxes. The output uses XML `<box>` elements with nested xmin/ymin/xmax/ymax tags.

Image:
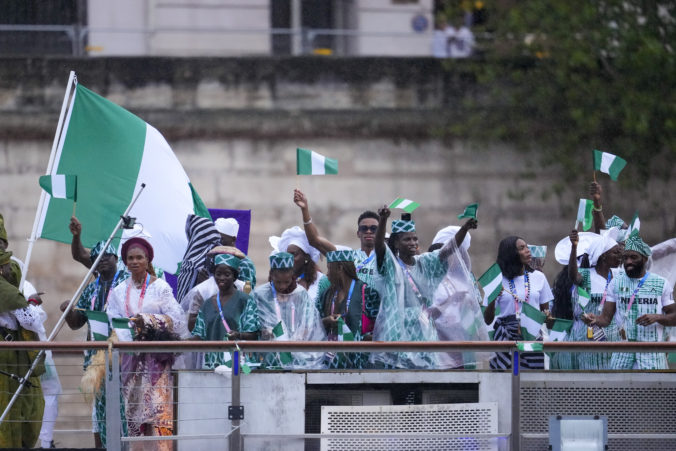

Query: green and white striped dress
<box><xmin>608</xmin><ymin>271</ymin><xmax>673</xmax><ymax>370</ymax></box>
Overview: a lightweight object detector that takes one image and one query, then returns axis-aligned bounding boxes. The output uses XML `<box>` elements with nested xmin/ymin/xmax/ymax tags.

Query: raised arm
<box><xmin>69</xmin><ymin>216</ymin><xmax>92</xmax><ymax>269</ymax></box>
<box><xmin>439</xmin><ymin>218</ymin><xmax>478</xmax><ymax>261</ymax></box>
<box><xmin>590</xmin><ymin>182</ymin><xmax>606</xmax><ymax>234</ymax></box>
<box><xmin>293</xmin><ymin>189</ymin><xmax>336</xmax><ymax>255</ymax></box>
<box><xmin>567</xmin><ymin>230</ymin><xmax>584</xmax><ymax>285</ymax></box>
<box><xmin>375</xmin><ymin>206</ymin><xmax>390</xmax><ymax>268</ymax></box>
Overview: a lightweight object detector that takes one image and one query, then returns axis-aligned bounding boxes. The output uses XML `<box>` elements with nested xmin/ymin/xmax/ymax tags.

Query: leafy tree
<box><xmin>458</xmin><ymin>1</ymin><xmax>676</xmax><ymax>187</ymax></box>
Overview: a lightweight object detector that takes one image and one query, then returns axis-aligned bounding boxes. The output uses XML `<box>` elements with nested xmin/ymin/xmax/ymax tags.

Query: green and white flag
<box><xmin>39</xmin><ymin>174</ymin><xmax>77</xmax><ymax>201</ymax></box>
<box><xmin>593</xmin><ymin>149</ymin><xmax>627</xmax><ymax>181</ymax></box>
<box><xmin>576</xmin><ymin>199</ymin><xmax>594</xmax><ymax>231</ymax></box>
<box><xmin>111</xmin><ymin>317</ymin><xmax>135</xmax><ymax>342</ymax></box>
<box><xmin>520</xmin><ymin>302</ymin><xmax>546</xmax><ymax>341</ymax></box>
<box><xmin>577</xmin><ymin>286</ymin><xmax>591</xmax><ymax>308</ymax></box>
<box><xmin>389</xmin><ymin>198</ymin><xmax>420</xmax><ymax>213</ymax></box>
<box><xmin>296</xmin><ymin>148</ymin><xmax>338</xmax><ymax>175</ymax></box>
<box><xmin>337</xmin><ymin>317</ymin><xmax>354</xmax><ymax>341</ymax></box>
<box><xmin>478</xmin><ymin>263</ymin><xmax>503</xmax><ymax>306</ymax></box>
<box><xmin>517</xmin><ymin>342</ymin><xmax>543</xmax><ymax>352</ymax></box>
<box><xmin>85</xmin><ymin>310</ymin><xmax>110</xmax><ymax>341</ymax></box>
<box><xmin>272</xmin><ymin>321</ymin><xmax>293</xmax><ymax>365</ymax></box>
<box><xmin>36</xmin><ymin>82</ymin><xmax>210</xmax><ymax>274</ymax></box>
<box><xmin>457</xmin><ymin>203</ymin><xmax>478</xmax><ymax>220</ymax></box>
<box><xmin>548</xmin><ymin>318</ymin><xmax>574</xmax><ymax>342</ymax></box>
<box><xmin>627</xmin><ymin>211</ymin><xmax>640</xmax><ymax>235</ymax></box>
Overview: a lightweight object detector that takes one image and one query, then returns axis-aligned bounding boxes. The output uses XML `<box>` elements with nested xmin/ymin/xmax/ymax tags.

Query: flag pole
<box><xmin>0</xmin><ymin>183</ymin><xmax>147</xmax><ymax>425</ymax></box>
<box><xmin>19</xmin><ymin>71</ymin><xmax>77</xmax><ymax>292</ymax></box>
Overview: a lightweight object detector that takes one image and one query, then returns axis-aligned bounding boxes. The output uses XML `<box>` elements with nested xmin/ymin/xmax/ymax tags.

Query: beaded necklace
<box><xmin>504</xmin><ymin>271</ymin><xmax>530</xmax><ymax>318</ymax></box>
<box><xmin>124</xmin><ymin>273</ymin><xmax>150</xmax><ymax>317</ymax></box>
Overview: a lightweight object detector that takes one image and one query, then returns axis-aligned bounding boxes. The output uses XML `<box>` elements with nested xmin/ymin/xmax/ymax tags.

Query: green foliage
<box><xmin>462</xmin><ymin>1</ymin><xmax>676</xmax><ymax>185</ymax></box>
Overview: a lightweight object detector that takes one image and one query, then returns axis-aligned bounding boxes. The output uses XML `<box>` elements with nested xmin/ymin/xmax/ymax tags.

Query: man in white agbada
<box><xmin>427</xmin><ymin>225</ymin><xmax>489</xmax><ymax>369</ymax></box>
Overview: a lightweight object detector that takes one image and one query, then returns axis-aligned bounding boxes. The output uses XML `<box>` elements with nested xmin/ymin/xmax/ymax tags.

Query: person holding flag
<box><xmin>191</xmin><ymin>254</ymin><xmax>258</xmax><ymax>369</ymax></box>
<box><xmin>292</xmin><ymin>189</ymin><xmax>380</xmax><ymax>287</ymax></box>
<box><xmin>316</xmin><ymin>248</ymin><xmax>380</xmax><ymax>369</ymax></box>
<box><xmin>588</xmin><ymin>231</ymin><xmax>676</xmax><ymax>370</ymax></box>
<box><xmin>59</xmin><ymin>240</ymin><xmax>128</xmax><ymax>448</ymax></box>
<box><xmin>552</xmin><ymin>231</ymin><xmax>622</xmax><ymax>370</ymax></box>
<box><xmin>253</xmin><ymin>252</ymin><xmax>326</xmax><ymax>369</ymax></box>
<box><xmin>371</xmin><ymin>206</ymin><xmax>477</xmax><ymax>369</ymax></box>
<box><xmin>483</xmin><ymin>236</ymin><xmax>554</xmax><ymax>370</ymax></box>
<box><xmin>106</xmin><ymin>237</ymin><xmax>189</xmax><ymax>447</ymax></box>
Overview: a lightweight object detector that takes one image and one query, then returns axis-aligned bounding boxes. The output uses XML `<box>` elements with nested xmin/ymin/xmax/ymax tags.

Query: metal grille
<box><xmin>521</xmin><ymin>381</ymin><xmax>676</xmax><ymax>451</ymax></box>
<box><xmin>320</xmin><ymin>402</ymin><xmax>498</xmax><ymax>451</ymax></box>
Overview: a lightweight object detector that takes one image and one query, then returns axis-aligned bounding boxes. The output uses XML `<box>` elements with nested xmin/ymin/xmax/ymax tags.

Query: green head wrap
<box><xmin>391</xmin><ymin>220</ymin><xmax>416</xmax><ymax>234</ymax></box>
<box><xmin>624</xmin><ymin>230</ymin><xmax>652</xmax><ymax>257</ymax></box>
<box><xmin>269</xmin><ymin>252</ymin><xmax>294</xmax><ymax>269</ymax></box>
<box><xmin>214</xmin><ymin>253</ymin><xmax>242</xmax><ymax>270</ymax></box>
<box><xmin>326</xmin><ymin>249</ymin><xmax>354</xmax><ymax>263</ymax></box>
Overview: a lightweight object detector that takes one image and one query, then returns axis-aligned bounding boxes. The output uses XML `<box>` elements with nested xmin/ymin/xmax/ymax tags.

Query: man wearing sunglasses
<box><xmin>293</xmin><ymin>190</ymin><xmax>379</xmax><ymax>287</ymax></box>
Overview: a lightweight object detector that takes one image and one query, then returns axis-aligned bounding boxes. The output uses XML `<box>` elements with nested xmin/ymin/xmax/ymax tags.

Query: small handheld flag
<box><xmin>627</xmin><ymin>211</ymin><xmax>640</xmax><ymax>235</ymax></box>
<box><xmin>458</xmin><ymin>203</ymin><xmax>478</xmax><ymax>220</ymax></box>
<box><xmin>576</xmin><ymin>199</ymin><xmax>594</xmax><ymax>231</ymax></box>
<box><xmin>478</xmin><ymin>263</ymin><xmax>503</xmax><ymax>306</ymax></box>
<box><xmin>548</xmin><ymin>318</ymin><xmax>574</xmax><ymax>341</ymax></box>
<box><xmin>520</xmin><ymin>302</ymin><xmax>546</xmax><ymax>340</ymax></box>
<box><xmin>39</xmin><ymin>174</ymin><xmax>77</xmax><ymax>201</ymax></box>
<box><xmin>577</xmin><ymin>286</ymin><xmax>591</xmax><ymax>308</ymax></box>
<box><xmin>337</xmin><ymin>317</ymin><xmax>354</xmax><ymax>341</ymax></box>
<box><xmin>296</xmin><ymin>148</ymin><xmax>338</xmax><ymax>175</ymax></box>
<box><xmin>389</xmin><ymin>198</ymin><xmax>420</xmax><ymax>213</ymax></box>
<box><xmin>517</xmin><ymin>342</ymin><xmax>543</xmax><ymax>352</ymax></box>
<box><xmin>272</xmin><ymin>321</ymin><xmax>293</xmax><ymax>365</ymax></box>
<box><xmin>593</xmin><ymin>150</ymin><xmax>626</xmax><ymax>181</ymax></box>
<box><xmin>111</xmin><ymin>317</ymin><xmax>135</xmax><ymax>342</ymax></box>
<box><xmin>85</xmin><ymin>310</ymin><xmax>110</xmax><ymax>341</ymax></box>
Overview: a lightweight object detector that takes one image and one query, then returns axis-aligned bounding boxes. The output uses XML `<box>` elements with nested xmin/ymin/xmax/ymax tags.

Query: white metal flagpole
<box><xmin>19</xmin><ymin>71</ymin><xmax>77</xmax><ymax>291</ymax></box>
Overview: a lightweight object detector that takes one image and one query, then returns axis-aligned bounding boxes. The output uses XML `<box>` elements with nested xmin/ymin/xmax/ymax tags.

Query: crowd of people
<box><xmin>1</xmin><ymin>179</ymin><xmax>675</xmax><ymax>448</ymax></box>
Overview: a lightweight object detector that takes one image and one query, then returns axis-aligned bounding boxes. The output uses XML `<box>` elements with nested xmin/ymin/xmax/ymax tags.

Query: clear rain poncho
<box><xmin>371</xmin><ymin>247</ymin><xmax>448</xmax><ymax>369</ymax></box>
<box><xmin>253</xmin><ymin>282</ymin><xmax>326</xmax><ymax>369</ymax></box>
<box><xmin>427</xmin><ymin>234</ymin><xmax>489</xmax><ymax>369</ymax></box>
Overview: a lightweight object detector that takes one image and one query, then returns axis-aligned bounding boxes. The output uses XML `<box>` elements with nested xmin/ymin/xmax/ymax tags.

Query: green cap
<box><xmin>326</xmin><ymin>249</ymin><xmax>354</xmax><ymax>263</ymax></box>
<box><xmin>270</xmin><ymin>252</ymin><xmax>294</xmax><ymax>269</ymax></box>
<box><xmin>391</xmin><ymin>220</ymin><xmax>415</xmax><ymax>233</ymax></box>
<box><xmin>214</xmin><ymin>253</ymin><xmax>242</xmax><ymax>270</ymax></box>
<box><xmin>624</xmin><ymin>229</ymin><xmax>651</xmax><ymax>257</ymax></box>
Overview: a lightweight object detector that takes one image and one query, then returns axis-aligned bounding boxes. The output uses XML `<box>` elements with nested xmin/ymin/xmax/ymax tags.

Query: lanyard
<box><xmin>397</xmin><ymin>258</ymin><xmax>425</xmax><ymax>304</ymax></box>
<box><xmin>624</xmin><ymin>272</ymin><xmax>650</xmax><ymax>316</ymax></box>
<box><xmin>330</xmin><ymin>279</ymin><xmax>357</xmax><ymax>316</ymax></box>
<box><xmin>272</xmin><ymin>283</ymin><xmax>295</xmax><ymax>334</ymax></box>
<box><xmin>91</xmin><ymin>271</ymin><xmax>121</xmax><ymax>311</ymax></box>
<box><xmin>599</xmin><ymin>271</ymin><xmax>612</xmax><ymax>307</ymax></box>
<box><xmin>216</xmin><ymin>292</ymin><xmax>233</xmax><ymax>335</ymax></box>
<box><xmin>124</xmin><ymin>274</ymin><xmax>150</xmax><ymax>317</ymax></box>
<box><xmin>356</xmin><ymin>253</ymin><xmax>374</xmax><ymax>271</ymax></box>
<box><xmin>505</xmin><ymin>272</ymin><xmax>529</xmax><ymax>316</ymax></box>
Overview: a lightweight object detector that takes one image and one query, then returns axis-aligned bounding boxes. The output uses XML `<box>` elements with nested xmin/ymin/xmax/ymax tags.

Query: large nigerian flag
<box><xmin>36</xmin><ymin>82</ymin><xmax>209</xmax><ymax>274</ymax></box>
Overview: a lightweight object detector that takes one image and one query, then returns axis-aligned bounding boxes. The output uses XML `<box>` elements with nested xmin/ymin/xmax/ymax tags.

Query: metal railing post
<box><xmin>106</xmin><ymin>348</ymin><xmax>122</xmax><ymax>451</ymax></box>
<box><xmin>511</xmin><ymin>349</ymin><xmax>520</xmax><ymax>451</ymax></box>
<box><xmin>229</xmin><ymin>350</ymin><xmax>242</xmax><ymax>451</ymax></box>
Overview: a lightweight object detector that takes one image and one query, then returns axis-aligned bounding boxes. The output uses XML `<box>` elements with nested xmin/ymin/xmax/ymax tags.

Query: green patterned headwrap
<box><xmin>269</xmin><ymin>252</ymin><xmax>294</xmax><ymax>269</ymax></box>
<box><xmin>326</xmin><ymin>249</ymin><xmax>354</xmax><ymax>263</ymax></box>
<box><xmin>90</xmin><ymin>240</ymin><xmax>117</xmax><ymax>263</ymax></box>
<box><xmin>605</xmin><ymin>215</ymin><xmax>625</xmax><ymax>229</ymax></box>
<box><xmin>391</xmin><ymin>220</ymin><xmax>416</xmax><ymax>233</ymax></box>
<box><xmin>214</xmin><ymin>253</ymin><xmax>242</xmax><ymax>270</ymax></box>
<box><xmin>624</xmin><ymin>230</ymin><xmax>652</xmax><ymax>257</ymax></box>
